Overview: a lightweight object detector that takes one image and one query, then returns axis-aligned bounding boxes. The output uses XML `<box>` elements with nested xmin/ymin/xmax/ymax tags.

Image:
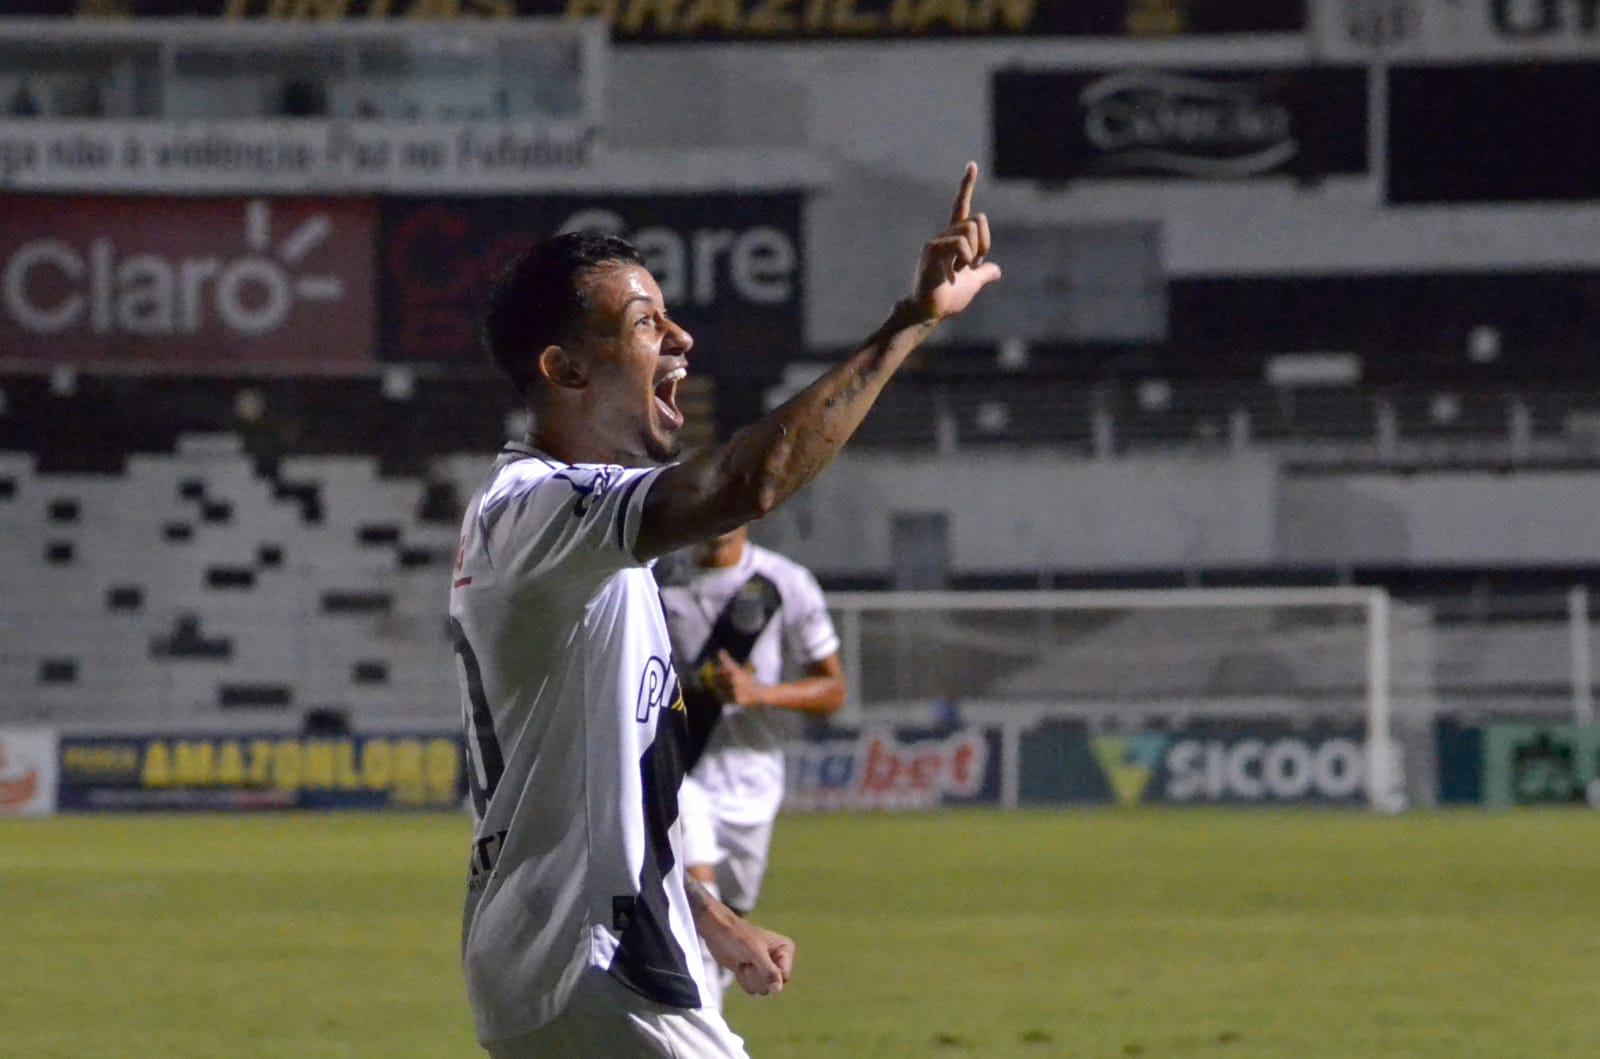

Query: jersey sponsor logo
<box><xmin>635</xmin><ymin>655</ymin><xmax>685</xmax><ymax>723</ymax></box>
<box><xmin>612</xmin><ymin>659</ymin><xmax>701</xmax><ymax>1008</ymax></box>
<box><xmin>552</xmin><ymin>464</ymin><xmax>617</xmax><ymax>516</ymax></box>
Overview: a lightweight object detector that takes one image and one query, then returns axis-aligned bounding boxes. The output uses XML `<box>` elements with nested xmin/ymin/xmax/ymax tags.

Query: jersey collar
<box><xmin>501</xmin><ymin>440</ymin><xmax>561</xmax><ymax>465</ymax></box>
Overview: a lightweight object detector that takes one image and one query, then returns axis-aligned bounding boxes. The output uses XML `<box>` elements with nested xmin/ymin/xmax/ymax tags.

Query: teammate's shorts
<box><xmin>709</xmin><ymin>814</ymin><xmax>776</xmax><ymax>915</ymax></box>
<box><xmin>484</xmin><ymin>967</ymin><xmax>749</xmax><ymax>1059</ymax></box>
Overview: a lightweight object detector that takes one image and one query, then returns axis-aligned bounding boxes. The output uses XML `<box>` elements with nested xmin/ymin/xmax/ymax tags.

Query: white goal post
<box><xmin>824</xmin><ymin>587</ymin><xmax>1408</xmax><ymax>811</ymax></box>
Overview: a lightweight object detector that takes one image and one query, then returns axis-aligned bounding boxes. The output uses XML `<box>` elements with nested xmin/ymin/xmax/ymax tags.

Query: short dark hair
<box><xmin>481</xmin><ymin>230</ymin><xmax>643</xmax><ymax>399</ymax></box>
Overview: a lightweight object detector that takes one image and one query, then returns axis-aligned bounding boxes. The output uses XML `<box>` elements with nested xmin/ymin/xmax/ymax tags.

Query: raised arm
<box><xmin>634</xmin><ymin>163</ymin><xmax>1001</xmax><ymax>561</ymax></box>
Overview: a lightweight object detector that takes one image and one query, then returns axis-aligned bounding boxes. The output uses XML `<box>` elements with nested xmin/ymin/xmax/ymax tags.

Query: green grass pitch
<box><xmin>2</xmin><ymin>808</ymin><xmax>1597</xmax><ymax>1058</ymax></box>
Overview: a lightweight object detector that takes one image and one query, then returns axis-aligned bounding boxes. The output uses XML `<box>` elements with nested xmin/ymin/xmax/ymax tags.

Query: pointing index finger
<box><xmin>950</xmin><ymin>161</ymin><xmax>978</xmax><ymax>224</ymax></box>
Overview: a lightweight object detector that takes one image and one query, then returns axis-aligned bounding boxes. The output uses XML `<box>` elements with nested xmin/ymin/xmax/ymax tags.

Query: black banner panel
<box><xmin>1388</xmin><ymin>63</ymin><xmax>1600</xmax><ymax>204</ymax></box>
<box><xmin>1166</xmin><ymin>271</ymin><xmax>1600</xmax><ymax>380</ymax></box>
<box><xmin>993</xmin><ymin>66</ymin><xmax>1368</xmax><ymax>183</ymax></box>
<box><xmin>9</xmin><ymin>0</ymin><xmax>1307</xmax><ymax>41</ymax></box>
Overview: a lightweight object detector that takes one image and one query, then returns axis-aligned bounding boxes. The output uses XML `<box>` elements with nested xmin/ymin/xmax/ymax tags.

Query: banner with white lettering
<box><xmin>0</xmin><ymin>195</ymin><xmax>376</xmax><ymax>366</ymax></box>
<box><xmin>1020</xmin><ymin>720</ymin><xmax>1370</xmax><ymax>806</ymax></box>
<box><xmin>0</xmin><ymin>122</ymin><xmax>599</xmax><ymax>194</ymax></box>
<box><xmin>1314</xmin><ymin>0</ymin><xmax>1600</xmax><ymax>59</ymax></box>
<box><xmin>15</xmin><ymin>0</ymin><xmax>1306</xmax><ymax>41</ymax></box>
<box><xmin>784</xmin><ymin>725</ymin><xmax>1000</xmax><ymax>811</ymax></box>
<box><xmin>993</xmin><ymin>66</ymin><xmax>1370</xmax><ymax>183</ymax></box>
<box><xmin>378</xmin><ymin>193</ymin><xmax>804</xmax><ymax>376</ymax></box>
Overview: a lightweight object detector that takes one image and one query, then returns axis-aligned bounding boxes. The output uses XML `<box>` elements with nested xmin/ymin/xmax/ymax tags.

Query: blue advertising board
<box><xmin>56</xmin><ymin>732</ymin><xmax>463</xmax><ymax>811</ymax></box>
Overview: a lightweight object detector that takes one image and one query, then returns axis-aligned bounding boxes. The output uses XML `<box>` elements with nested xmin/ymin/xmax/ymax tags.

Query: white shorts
<box><xmin>484</xmin><ymin>967</ymin><xmax>749</xmax><ymax>1059</ymax></box>
<box><xmin>678</xmin><ymin>776</ymin><xmax>777</xmax><ymax>915</ymax></box>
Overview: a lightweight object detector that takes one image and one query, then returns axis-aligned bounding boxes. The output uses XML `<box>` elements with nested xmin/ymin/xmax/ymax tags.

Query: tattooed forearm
<box><xmin>686</xmin><ymin>876</ymin><xmax>717</xmax><ymax>921</ymax></box>
<box><xmin>635</xmin><ymin>301</ymin><xmax>941</xmax><ymax>560</ymax></box>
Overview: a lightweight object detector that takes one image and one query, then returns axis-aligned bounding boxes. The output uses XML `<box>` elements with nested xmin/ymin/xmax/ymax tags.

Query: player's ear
<box><xmin>537</xmin><ymin>344</ymin><xmax>588</xmax><ymax>391</ymax></box>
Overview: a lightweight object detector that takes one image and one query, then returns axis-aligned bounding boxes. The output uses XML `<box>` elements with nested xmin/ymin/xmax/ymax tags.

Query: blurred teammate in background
<box><xmin>660</xmin><ymin>524</ymin><xmax>845</xmax><ymax>1010</ymax></box>
<box><xmin>451</xmin><ymin>163</ymin><xmax>999</xmax><ymax>1057</ymax></box>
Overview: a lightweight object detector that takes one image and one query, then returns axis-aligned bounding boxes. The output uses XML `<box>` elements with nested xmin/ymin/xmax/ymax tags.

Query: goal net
<box><xmin>824</xmin><ymin>588</ymin><xmax>1433</xmax><ymax>812</ymax></box>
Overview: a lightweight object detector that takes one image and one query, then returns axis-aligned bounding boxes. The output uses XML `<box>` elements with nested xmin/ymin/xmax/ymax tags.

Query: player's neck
<box><xmin>701</xmin><ymin>539</ymin><xmax>745</xmax><ymax>569</ymax></box>
<box><xmin>527</xmin><ymin>422</ymin><xmax>652</xmax><ymax>469</ymax></box>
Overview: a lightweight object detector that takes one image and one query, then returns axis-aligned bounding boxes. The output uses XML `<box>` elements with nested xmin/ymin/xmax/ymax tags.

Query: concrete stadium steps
<box><xmin>0</xmin><ymin>438</ymin><xmax>468</xmax><ymax>729</ymax></box>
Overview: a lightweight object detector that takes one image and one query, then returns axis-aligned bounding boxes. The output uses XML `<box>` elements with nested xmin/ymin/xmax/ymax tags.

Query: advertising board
<box><xmin>1315</xmin><ymin>0</ymin><xmax>1600</xmax><ymax>59</ymax></box>
<box><xmin>1019</xmin><ymin>720</ymin><xmax>1370</xmax><ymax>806</ymax></box>
<box><xmin>55</xmin><ymin>732</ymin><xmax>463</xmax><ymax>811</ymax></box>
<box><xmin>784</xmin><ymin>725</ymin><xmax>1000</xmax><ymax>811</ymax></box>
<box><xmin>0</xmin><ymin>195</ymin><xmax>376</xmax><ymax>365</ymax></box>
<box><xmin>993</xmin><ymin>67</ymin><xmax>1369</xmax><ymax>183</ymax></box>
<box><xmin>0</xmin><ymin>123</ymin><xmax>599</xmax><ymax>195</ymax></box>
<box><xmin>379</xmin><ymin>192</ymin><xmax>804</xmax><ymax>375</ymax></box>
<box><xmin>1480</xmin><ymin>722</ymin><xmax>1600</xmax><ymax>808</ymax></box>
<box><xmin>0</xmin><ymin>728</ymin><xmax>60</xmax><ymax>818</ymax></box>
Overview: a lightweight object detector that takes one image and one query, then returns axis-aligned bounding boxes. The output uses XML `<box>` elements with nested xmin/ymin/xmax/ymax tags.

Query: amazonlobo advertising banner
<box><xmin>378</xmin><ymin>193</ymin><xmax>803</xmax><ymax>376</ymax></box>
<box><xmin>55</xmin><ymin>732</ymin><xmax>463</xmax><ymax>811</ymax></box>
<box><xmin>993</xmin><ymin>66</ymin><xmax>1369</xmax><ymax>183</ymax></box>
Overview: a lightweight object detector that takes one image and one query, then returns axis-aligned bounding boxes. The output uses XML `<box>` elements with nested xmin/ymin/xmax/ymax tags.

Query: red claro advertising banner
<box><xmin>0</xmin><ymin>196</ymin><xmax>376</xmax><ymax>366</ymax></box>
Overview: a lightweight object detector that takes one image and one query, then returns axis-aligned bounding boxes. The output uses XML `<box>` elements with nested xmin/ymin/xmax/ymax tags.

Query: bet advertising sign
<box><xmin>378</xmin><ymin>193</ymin><xmax>804</xmax><ymax>376</ymax></box>
<box><xmin>0</xmin><ymin>729</ymin><xmax>61</xmax><ymax>818</ymax></box>
<box><xmin>784</xmin><ymin>725</ymin><xmax>1000</xmax><ymax>811</ymax></box>
<box><xmin>0</xmin><ymin>196</ymin><xmax>376</xmax><ymax>366</ymax></box>
<box><xmin>55</xmin><ymin>732</ymin><xmax>464</xmax><ymax>811</ymax></box>
<box><xmin>1315</xmin><ymin>0</ymin><xmax>1600</xmax><ymax>59</ymax></box>
<box><xmin>993</xmin><ymin>66</ymin><xmax>1370</xmax><ymax>183</ymax></box>
<box><xmin>21</xmin><ymin>0</ymin><xmax>1305</xmax><ymax>40</ymax></box>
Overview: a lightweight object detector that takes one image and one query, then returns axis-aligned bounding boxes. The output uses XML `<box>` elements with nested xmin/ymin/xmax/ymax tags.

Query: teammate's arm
<box><xmin>709</xmin><ymin>652</ymin><xmax>844</xmax><ymax>713</ymax></box>
<box><xmin>634</xmin><ymin>163</ymin><xmax>1000</xmax><ymax>562</ymax></box>
<box><xmin>686</xmin><ymin>876</ymin><xmax>795</xmax><ymax>996</ymax></box>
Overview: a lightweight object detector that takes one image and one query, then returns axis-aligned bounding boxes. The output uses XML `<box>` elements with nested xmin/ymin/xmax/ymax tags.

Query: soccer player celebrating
<box><xmin>452</xmin><ymin>163</ymin><xmax>998</xmax><ymax>1057</ymax></box>
<box><xmin>661</xmin><ymin>524</ymin><xmax>846</xmax><ymax>1010</ymax></box>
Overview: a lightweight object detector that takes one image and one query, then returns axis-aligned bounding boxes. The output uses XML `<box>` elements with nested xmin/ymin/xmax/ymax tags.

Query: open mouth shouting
<box><xmin>653</xmin><ymin>361</ymin><xmax>688</xmax><ymax>432</ymax></box>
